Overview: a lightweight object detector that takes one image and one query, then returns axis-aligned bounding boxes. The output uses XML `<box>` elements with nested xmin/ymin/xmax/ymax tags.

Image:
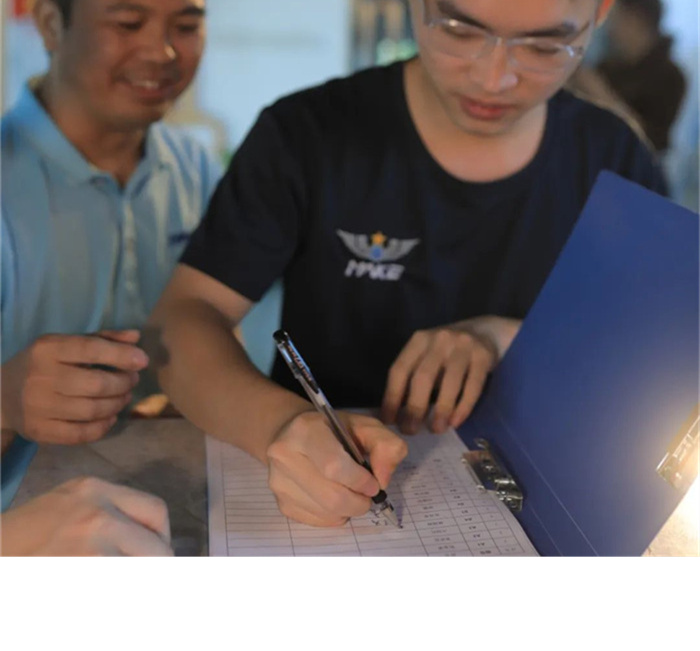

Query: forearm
<box><xmin>150</xmin><ymin>298</ymin><xmax>311</xmax><ymax>462</ymax></box>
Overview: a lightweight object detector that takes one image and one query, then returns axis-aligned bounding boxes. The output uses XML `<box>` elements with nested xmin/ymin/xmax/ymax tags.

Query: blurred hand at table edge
<box><xmin>1</xmin><ymin>476</ymin><xmax>174</xmax><ymax>556</ymax></box>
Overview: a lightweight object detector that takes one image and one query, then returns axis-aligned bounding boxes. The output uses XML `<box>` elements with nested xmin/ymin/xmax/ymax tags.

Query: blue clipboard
<box><xmin>458</xmin><ymin>172</ymin><xmax>699</xmax><ymax>556</ymax></box>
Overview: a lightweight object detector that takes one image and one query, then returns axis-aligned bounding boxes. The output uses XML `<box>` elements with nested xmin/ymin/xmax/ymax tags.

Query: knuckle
<box><xmin>151</xmin><ymin>496</ymin><xmax>169</xmax><ymax>522</ymax></box>
<box><xmin>392</xmin><ymin>438</ymin><xmax>409</xmax><ymax>459</ymax></box>
<box><xmin>321</xmin><ymin>456</ymin><xmax>344</xmax><ymax>481</ymax></box>
<box><xmin>266</xmin><ymin>439</ymin><xmax>291</xmax><ymax>464</ymax></box>
<box><xmin>34</xmin><ymin>333</ymin><xmax>58</xmax><ymax>351</ymax></box>
<box><xmin>473</xmin><ymin>345</ymin><xmax>495</xmax><ymax>367</ymax></box>
<box><xmin>455</xmin><ymin>331</ymin><xmax>475</xmax><ymax>348</ymax></box>
<box><xmin>433</xmin><ymin>329</ymin><xmax>454</xmax><ymax>347</ymax></box>
<box><xmin>411</xmin><ymin>329</ymin><xmax>429</xmax><ymax>345</ymax></box>
<box><xmin>71</xmin><ymin>476</ymin><xmax>103</xmax><ymax>496</ymax></box>
<box><xmin>84</xmin><ymin>508</ymin><xmax>115</xmax><ymax>537</ymax></box>
<box><xmin>79</xmin><ymin>421</ymin><xmax>110</xmax><ymax>444</ymax></box>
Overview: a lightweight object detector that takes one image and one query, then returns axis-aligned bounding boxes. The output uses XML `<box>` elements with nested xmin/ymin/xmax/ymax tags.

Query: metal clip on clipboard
<box><xmin>656</xmin><ymin>404</ymin><xmax>699</xmax><ymax>492</ymax></box>
<box><xmin>462</xmin><ymin>438</ymin><xmax>524</xmax><ymax>513</ymax></box>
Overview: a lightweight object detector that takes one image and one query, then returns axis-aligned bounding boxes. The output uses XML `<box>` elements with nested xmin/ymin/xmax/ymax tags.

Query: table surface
<box><xmin>13</xmin><ymin>418</ymin><xmax>700</xmax><ymax>557</ymax></box>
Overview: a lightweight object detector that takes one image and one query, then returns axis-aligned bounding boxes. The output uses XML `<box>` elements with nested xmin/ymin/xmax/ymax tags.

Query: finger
<box><xmin>56</xmin><ymin>365</ymin><xmax>139</xmax><ymax>398</ymax></box>
<box><xmin>431</xmin><ymin>351</ymin><xmax>472</xmax><ymax>433</ymax></box>
<box><xmin>381</xmin><ymin>333</ymin><xmax>430</xmax><ymax>424</ymax></box>
<box><xmin>401</xmin><ymin>352</ymin><xmax>448</xmax><ymax>434</ymax></box>
<box><xmin>351</xmin><ymin>418</ymin><xmax>408</xmax><ymax>490</ymax></box>
<box><xmin>57</xmin><ymin>335</ymin><xmax>149</xmax><ymax>371</ymax></box>
<box><xmin>269</xmin><ymin>457</ymin><xmax>371</xmax><ymax>521</ymax></box>
<box><xmin>449</xmin><ymin>355</ymin><xmax>491</xmax><ymax>428</ymax></box>
<box><xmin>53</xmin><ymin>394</ymin><xmax>133</xmax><ymax>422</ymax></box>
<box><xmin>94</xmin><ymin>481</ymin><xmax>172</xmax><ymax>543</ymax></box>
<box><xmin>106</xmin><ymin>509</ymin><xmax>174</xmax><ymax>557</ymax></box>
<box><xmin>97</xmin><ymin>330</ymin><xmax>141</xmax><ymax>344</ymax></box>
<box><xmin>37</xmin><ymin>416</ymin><xmax>118</xmax><ymax>444</ymax></box>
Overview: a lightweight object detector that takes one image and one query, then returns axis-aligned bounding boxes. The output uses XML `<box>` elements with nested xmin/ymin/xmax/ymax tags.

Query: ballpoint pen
<box><xmin>273</xmin><ymin>329</ymin><xmax>402</xmax><ymax>528</ymax></box>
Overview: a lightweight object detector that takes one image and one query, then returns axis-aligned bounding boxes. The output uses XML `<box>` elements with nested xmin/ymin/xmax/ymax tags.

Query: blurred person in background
<box><xmin>595</xmin><ymin>0</ymin><xmax>686</xmax><ymax>152</ymax></box>
<box><xmin>1</xmin><ymin>0</ymin><xmax>219</xmax><ymax>555</ymax></box>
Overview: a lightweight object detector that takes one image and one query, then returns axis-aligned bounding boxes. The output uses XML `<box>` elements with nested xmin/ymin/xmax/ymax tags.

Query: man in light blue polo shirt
<box><xmin>1</xmin><ymin>0</ymin><xmax>219</xmax><ymax>554</ymax></box>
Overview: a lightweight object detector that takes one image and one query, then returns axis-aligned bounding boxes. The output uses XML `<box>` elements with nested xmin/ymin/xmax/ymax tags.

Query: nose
<box><xmin>142</xmin><ymin>28</ymin><xmax>177</xmax><ymax>63</ymax></box>
<box><xmin>469</xmin><ymin>37</ymin><xmax>518</xmax><ymax>94</ymax></box>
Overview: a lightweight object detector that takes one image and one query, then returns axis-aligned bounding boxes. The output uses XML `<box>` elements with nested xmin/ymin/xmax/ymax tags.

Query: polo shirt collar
<box><xmin>7</xmin><ymin>79</ymin><xmax>175</xmax><ymax>185</ymax></box>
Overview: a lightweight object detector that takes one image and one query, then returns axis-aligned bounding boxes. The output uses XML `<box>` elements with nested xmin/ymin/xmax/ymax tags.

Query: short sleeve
<box><xmin>1</xmin><ymin>436</ymin><xmax>37</xmax><ymax>512</ymax></box>
<box><xmin>181</xmin><ymin>109</ymin><xmax>307</xmax><ymax>302</ymax></box>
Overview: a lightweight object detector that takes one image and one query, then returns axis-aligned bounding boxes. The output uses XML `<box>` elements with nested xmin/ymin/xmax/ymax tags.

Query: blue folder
<box><xmin>458</xmin><ymin>172</ymin><xmax>699</xmax><ymax>556</ymax></box>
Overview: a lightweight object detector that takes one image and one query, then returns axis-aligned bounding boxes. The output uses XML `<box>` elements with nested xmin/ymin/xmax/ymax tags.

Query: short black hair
<box><xmin>618</xmin><ymin>0</ymin><xmax>664</xmax><ymax>31</ymax></box>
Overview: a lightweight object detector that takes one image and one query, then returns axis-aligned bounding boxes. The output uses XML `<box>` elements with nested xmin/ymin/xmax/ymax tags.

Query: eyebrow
<box><xmin>436</xmin><ymin>1</ymin><xmax>581</xmax><ymax>38</ymax></box>
<box><xmin>105</xmin><ymin>2</ymin><xmax>206</xmax><ymax>17</ymax></box>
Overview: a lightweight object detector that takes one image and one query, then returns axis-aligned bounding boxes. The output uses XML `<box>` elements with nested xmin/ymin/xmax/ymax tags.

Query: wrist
<box><xmin>457</xmin><ymin>315</ymin><xmax>521</xmax><ymax>360</ymax></box>
<box><xmin>252</xmin><ymin>393</ymin><xmax>314</xmax><ymax>465</ymax></box>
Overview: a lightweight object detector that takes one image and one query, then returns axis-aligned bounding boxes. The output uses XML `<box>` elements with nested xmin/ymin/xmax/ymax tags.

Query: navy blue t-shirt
<box><xmin>182</xmin><ymin>61</ymin><xmax>667</xmax><ymax>408</ymax></box>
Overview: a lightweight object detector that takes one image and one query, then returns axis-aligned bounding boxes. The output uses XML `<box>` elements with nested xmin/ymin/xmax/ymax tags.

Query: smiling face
<box><xmin>40</xmin><ymin>0</ymin><xmax>206</xmax><ymax>131</ymax></box>
<box><xmin>410</xmin><ymin>0</ymin><xmax>611</xmax><ymax>138</ymax></box>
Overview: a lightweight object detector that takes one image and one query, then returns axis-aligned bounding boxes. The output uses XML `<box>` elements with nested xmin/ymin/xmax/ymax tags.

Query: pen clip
<box><xmin>273</xmin><ymin>330</ymin><xmax>366</xmax><ymax>464</ymax></box>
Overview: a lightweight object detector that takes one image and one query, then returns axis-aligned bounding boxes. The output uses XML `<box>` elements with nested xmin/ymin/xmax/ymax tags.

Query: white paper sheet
<box><xmin>206</xmin><ymin>425</ymin><xmax>538</xmax><ymax>556</ymax></box>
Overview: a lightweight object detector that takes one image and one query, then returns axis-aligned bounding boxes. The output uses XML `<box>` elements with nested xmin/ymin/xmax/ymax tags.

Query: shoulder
<box><xmin>551</xmin><ymin>88</ymin><xmax>650</xmax><ymax>148</ymax></box>
<box><xmin>549</xmin><ymin>90</ymin><xmax>667</xmax><ymax>194</ymax></box>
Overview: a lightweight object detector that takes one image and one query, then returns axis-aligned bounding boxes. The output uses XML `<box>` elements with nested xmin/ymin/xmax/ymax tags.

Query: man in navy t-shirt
<box><xmin>151</xmin><ymin>0</ymin><xmax>666</xmax><ymax>528</ymax></box>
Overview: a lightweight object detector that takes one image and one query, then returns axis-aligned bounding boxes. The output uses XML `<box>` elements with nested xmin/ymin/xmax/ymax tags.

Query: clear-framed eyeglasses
<box><xmin>419</xmin><ymin>0</ymin><xmax>595</xmax><ymax>74</ymax></box>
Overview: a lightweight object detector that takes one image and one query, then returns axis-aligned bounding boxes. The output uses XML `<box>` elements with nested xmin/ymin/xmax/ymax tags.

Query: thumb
<box><xmin>97</xmin><ymin>329</ymin><xmax>142</xmax><ymax>344</ymax></box>
<box><xmin>351</xmin><ymin>418</ymin><xmax>408</xmax><ymax>490</ymax></box>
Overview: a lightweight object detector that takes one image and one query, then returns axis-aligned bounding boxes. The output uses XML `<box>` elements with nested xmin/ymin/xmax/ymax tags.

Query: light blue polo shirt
<box><xmin>1</xmin><ymin>82</ymin><xmax>222</xmax><ymax>510</ymax></box>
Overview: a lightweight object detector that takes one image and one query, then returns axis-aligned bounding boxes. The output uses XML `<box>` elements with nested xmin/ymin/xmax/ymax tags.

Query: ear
<box><xmin>595</xmin><ymin>0</ymin><xmax>616</xmax><ymax>26</ymax></box>
<box><xmin>33</xmin><ymin>0</ymin><xmax>66</xmax><ymax>54</ymax></box>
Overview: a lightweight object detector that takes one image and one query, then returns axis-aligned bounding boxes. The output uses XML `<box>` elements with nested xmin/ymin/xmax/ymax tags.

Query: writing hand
<box><xmin>266</xmin><ymin>411</ymin><xmax>407</xmax><ymax>527</ymax></box>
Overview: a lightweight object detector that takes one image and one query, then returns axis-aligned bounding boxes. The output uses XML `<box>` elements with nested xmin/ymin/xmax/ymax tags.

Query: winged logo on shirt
<box><xmin>336</xmin><ymin>229</ymin><xmax>420</xmax><ymax>282</ymax></box>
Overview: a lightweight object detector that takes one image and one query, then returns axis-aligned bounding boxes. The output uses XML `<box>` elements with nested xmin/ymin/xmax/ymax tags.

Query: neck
<box><xmin>405</xmin><ymin>60</ymin><xmax>547</xmax><ymax>183</ymax></box>
<box><xmin>36</xmin><ymin>75</ymin><xmax>147</xmax><ymax>186</ymax></box>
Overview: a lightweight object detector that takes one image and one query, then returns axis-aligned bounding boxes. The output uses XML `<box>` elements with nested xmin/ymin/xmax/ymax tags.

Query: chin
<box><xmin>450</xmin><ymin>112</ymin><xmax>515</xmax><ymax>138</ymax></box>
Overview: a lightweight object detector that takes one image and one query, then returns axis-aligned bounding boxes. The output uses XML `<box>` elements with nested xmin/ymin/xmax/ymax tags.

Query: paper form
<box><xmin>206</xmin><ymin>425</ymin><xmax>538</xmax><ymax>556</ymax></box>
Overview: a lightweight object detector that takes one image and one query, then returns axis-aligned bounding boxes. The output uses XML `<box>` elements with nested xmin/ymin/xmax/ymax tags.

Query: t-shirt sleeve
<box><xmin>181</xmin><ymin>108</ymin><xmax>306</xmax><ymax>302</ymax></box>
<box><xmin>1</xmin><ymin>436</ymin><xmax>37</xmax><ymax>512</ymax></box>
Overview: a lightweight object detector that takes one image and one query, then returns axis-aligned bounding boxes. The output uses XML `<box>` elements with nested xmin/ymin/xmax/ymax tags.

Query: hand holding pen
<box><xmin>267</xmin><ymin>330</ymin><xmax>407</xmax><ymax>528</ymax></box>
